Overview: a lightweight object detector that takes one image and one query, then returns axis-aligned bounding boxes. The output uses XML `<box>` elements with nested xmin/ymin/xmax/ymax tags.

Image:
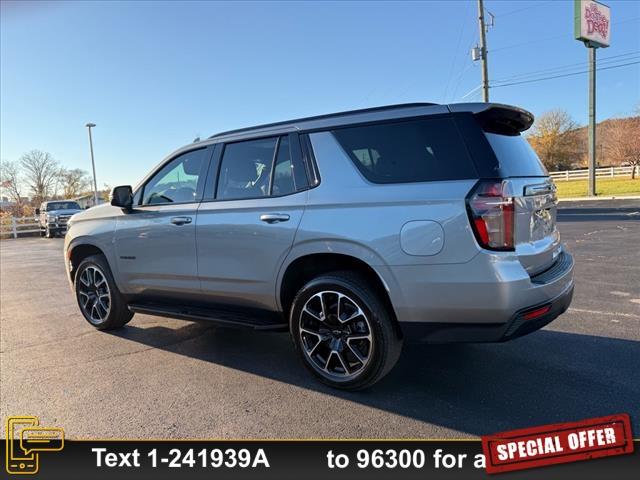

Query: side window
<box><xmin>216</xmin><ymin>137</ymin><xmax>277</xmax><ymax>200</ymax></box>
<box><xmin>142</xmin><ymin>149</ymin><xmax>207</xmax><ymax>205</ymax></box>
<box><xmin>331</xmin><ymin>117</ymin><xmax>477</xmax><ymax>184</ymax></box>
<box><xmin>271</xmin><ymin>136</ymin><xmax>296</xmax><ymax>196</ymax></box>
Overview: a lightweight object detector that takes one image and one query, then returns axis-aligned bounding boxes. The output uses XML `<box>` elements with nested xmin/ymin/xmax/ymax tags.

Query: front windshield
<box><xmin>46</xmin><ymin>202</ymin><xmax>81</xmax><ymax>211</ymax></box>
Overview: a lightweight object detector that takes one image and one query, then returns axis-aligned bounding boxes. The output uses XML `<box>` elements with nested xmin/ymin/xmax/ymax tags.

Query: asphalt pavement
<box><xmin>1</xmin><ymin>199</ymin><xmax>639</xmax><ymax>439</ymax></box>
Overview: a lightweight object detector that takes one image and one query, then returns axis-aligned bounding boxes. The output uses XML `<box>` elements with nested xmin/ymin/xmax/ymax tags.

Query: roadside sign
<box><xmin>574</xmin><ymin>0</ymin><xmax>611</xmax><ymax>48</ymax></box>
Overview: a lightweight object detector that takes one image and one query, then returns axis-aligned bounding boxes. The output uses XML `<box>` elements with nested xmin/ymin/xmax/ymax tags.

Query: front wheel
<box><xmin>290</xmin><ymin>271</ymin><xmax>402</xmax><ymax>390</ymax></box>
<box><xmin>75</xmin><ymin>254</ymin><xmax>133</xmax><ymax>330</ymax></box>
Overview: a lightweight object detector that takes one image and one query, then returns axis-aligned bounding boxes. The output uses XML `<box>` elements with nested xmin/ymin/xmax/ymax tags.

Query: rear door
<box><xmin>196</xmin><ymin>133</ymin><xmax>309</xmax><ymax>311</ymax></box>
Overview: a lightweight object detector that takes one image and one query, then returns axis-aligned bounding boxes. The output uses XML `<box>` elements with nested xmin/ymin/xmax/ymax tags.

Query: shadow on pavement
<box><xmin>110</xmin><ymin>323</ymin><xmax>640</xmax><ymax>436</ymax></box>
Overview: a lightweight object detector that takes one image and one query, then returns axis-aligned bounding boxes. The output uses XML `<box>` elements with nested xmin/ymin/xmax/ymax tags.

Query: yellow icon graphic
<box><xmin>6</xmin><ymin>416</ymin><xmax>64</xmax><ymax>475</ymax></box>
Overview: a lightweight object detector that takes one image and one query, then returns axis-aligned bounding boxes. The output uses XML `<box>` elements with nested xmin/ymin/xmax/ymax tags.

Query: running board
<box><xmin>128</xmin><ymin>303</ymin><xmax>287</xmax><ymax>331</ymax></box>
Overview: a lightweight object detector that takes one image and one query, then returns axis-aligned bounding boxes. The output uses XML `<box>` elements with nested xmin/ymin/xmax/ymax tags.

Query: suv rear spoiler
<box><xmin>447</xmin><ymin>103</ymin><xmax>534</xmax><ymax>134</ymax></box>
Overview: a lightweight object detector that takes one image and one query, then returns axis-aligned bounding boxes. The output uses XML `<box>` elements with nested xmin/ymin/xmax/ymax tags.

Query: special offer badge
<box><xmin>482</xmin><ymin>414</ymin><xmax>633</xmax><ymax>474</ymax></box>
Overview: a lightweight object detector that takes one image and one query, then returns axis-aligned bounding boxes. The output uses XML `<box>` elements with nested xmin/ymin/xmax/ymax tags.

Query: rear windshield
<box><xmin>484</xmin><ymin>133</ymin><xmax>548</xmax><ymax>177</ymax></box>
<box><xmin>331</xmin><ymin>117</ymin><xmax>477</xmax><ymax>184</ymax></box>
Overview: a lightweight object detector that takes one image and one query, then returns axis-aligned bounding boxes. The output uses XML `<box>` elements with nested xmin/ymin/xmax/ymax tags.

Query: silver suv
<box><xmin>64</xmin><ymin>103</ymin><xmax>574</xmax><ymax>390</ymax></box>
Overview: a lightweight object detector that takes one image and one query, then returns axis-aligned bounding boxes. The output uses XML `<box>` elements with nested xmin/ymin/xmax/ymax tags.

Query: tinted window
<box><xmin>331</xmin><ymin>117</ymin><xmax>477</xmax><ymax>184</ymax></box>
<box><xmin>217</xmin><ymin>137</ymin><xmax>277</xmax><ymax>200</ymax></box>
<box><xmin>46</xmin><ymin>202</ymin><xmax>81</xmax><ymax>210</ymax></box>
<box><xmin>142</xmin><ymin>149</ymin><xmax>206</xmax><ymax>205</ymax></box>
<box><xmin>484</xmin><ymin>133</ymin><xmax>548</xmax><ymax>177</ymax></box>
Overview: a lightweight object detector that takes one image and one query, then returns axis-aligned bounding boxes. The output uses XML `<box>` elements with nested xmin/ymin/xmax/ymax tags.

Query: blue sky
<box><xmin>1</xmin><ymin>0</ymin><xmax>639</xmax><ymax>188</ymax></box>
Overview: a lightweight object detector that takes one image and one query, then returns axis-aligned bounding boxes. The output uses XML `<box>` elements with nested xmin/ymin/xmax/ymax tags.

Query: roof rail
<box><xmin>209</xmin><ymin>102</ymin><xmax>439</xmax><ymax>139</ymax></box>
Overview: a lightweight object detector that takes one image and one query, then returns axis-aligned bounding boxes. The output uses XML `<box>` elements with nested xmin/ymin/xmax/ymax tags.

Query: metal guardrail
<box><xmin>0</xmin><ymin>217</ymin><xmax>40</xmax><ymax>239</ymax></box>
<box><xmin>549</xmin><ymin>165</ymin><xmax>639</xmax><ymax>181</ymax></box>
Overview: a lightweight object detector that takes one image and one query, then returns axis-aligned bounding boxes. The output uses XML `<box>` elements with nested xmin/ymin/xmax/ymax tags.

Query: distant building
<box><xmin>74</xmin><ymin>194</ymin><xmax>106</xmax><ymax>209</ymax></box>
<box><xmin>0</xmin><ymin>196</ymin><xmax>15</xmax><ymax>210</ymax></box>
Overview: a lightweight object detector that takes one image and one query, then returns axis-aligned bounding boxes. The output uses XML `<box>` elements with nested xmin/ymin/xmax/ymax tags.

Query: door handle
<box><xmin>260</xmin><ymin>213</ymin><xmax>290</xmax><ymax>224</ymax></box>
<box><xmin>170</xmin><ymin>216</ymin><xmax>192</xmax><ymax>226</ymax></box>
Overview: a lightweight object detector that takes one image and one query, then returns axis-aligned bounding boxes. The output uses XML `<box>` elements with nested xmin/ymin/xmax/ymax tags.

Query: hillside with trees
<box><xmin>526</xmin><ymin>108</ymin><xmax>640</xmax><ymax>177</ymax></box>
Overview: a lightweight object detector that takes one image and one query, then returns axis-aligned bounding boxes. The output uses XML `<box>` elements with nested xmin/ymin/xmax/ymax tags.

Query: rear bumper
<box><xmin>399</xmin><ymin>282</ymin><xmax>573</xmax><ymax>343</ymax></box>
<box><xmin>392</xmin><ymin>247</ymin><xmax>574</xmax><ymax>343</ymax></box>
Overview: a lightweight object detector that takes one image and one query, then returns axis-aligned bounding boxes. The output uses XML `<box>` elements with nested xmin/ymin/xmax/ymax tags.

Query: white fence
<box><xmin>550</xmin><ymin>165</ymin><xmax>639</xmax><ymax>181</ymax></box>
<box><xmin>1</xmin><ymin>166</ymin><xmax>638</xmax><ymax>238</ymax></box>
<box><xmin>0</xmin><ymin>217</ymin><xmax>40</xmax><ymax>239</ymax></box>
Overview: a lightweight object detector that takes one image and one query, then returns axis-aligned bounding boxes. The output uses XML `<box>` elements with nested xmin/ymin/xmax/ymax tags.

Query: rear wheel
<box><xmin>75</xmin><ymin>254</ymin><xmax>133</xmax><ymax>330</ymax></box>
<box><xmin>290</xmin><ymin>271</ymin><xmax>402</xmax><ymax>390</ymax></box>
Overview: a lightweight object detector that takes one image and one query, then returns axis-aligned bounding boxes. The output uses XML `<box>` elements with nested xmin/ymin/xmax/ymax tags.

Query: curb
<box><xmin>558</xmin><ymin>195</ymin><xmax>640</xmax><ymax>202</ymax></box>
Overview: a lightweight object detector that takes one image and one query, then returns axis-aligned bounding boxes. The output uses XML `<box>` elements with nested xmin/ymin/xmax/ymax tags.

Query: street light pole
<box><xmin>85</xmin><ymin>123</ymin><xmax>99</xmax><ymax>206</ymax></box>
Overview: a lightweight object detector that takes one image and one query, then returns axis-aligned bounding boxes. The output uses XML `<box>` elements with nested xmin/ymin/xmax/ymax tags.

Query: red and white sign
<box><xmin>575</xmin><ymin>0</ymin><xmax>611</xmax><ymax>47</ymax></box>
<box><xmin>481</xmin><ymin>414</ymin><xmax>633</xmax><ymax>474</ymax></box>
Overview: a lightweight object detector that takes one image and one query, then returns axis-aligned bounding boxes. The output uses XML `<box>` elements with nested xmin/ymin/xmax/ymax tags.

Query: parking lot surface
<box><xmin>1</xmin><ymin>199</ymin><xmax>639</xmax><ymax>439</ymax></box>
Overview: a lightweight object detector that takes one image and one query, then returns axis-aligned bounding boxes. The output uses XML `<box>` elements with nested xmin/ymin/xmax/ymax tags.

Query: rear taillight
<box><xmin>467</xmin><ymin>180</ymin><xmax>515</xmax><ymax>251</ymax></box>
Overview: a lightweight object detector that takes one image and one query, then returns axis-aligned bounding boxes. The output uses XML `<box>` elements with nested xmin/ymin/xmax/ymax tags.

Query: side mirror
<box><xmin>35</xmin><ymin>208</ymin><xmax>41</xmax><ymax>215</ymax></box>
<box><xmin>111</xmin><ymin>185</ymin><xmax>133</xmax><ymax>210</ymax></box>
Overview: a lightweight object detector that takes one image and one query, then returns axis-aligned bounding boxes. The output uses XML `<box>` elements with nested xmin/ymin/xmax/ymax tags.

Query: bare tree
<box><xmin>606</xmin><ymin>116</ymin><xmax>640</xmax><ymax>179</ymax></box>
<box><xmin>0</xmin><ymin>160</ymin><xmax>24</xmax><ymax>204</ymax></box>
<box><xmin>58</xmin><ymin>167</ymin><xmax>91</xmax><ymax>198</ymax></box>
<box><xmin>19</xmin><ymin>150</ymin><xmax>60</xmax><ymax>203</ymax></box>
<box><xmin>102</xmin><ymin>183</ymin><xmax>112</xmax><ymax>202</ymax></box>
<box><xmin>527</xmin><ymin>110</ymin><xmax>580</xmax><ymax>171</ymax></box>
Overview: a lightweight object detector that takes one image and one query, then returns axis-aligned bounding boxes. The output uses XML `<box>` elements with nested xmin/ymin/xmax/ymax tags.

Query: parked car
<box><xmin>36</xmin><ymin>200</ymin><xmax>83</xmax><ymax>238</ymax></box>
<box><xmin>64</xmin><ymin>103</ymin><xmax>574</xmax><ymax>390</ymax></box>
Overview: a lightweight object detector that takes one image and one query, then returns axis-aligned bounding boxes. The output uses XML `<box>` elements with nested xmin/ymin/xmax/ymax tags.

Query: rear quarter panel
<box><xmin>279</xmin><ymin>131</ymin><xmax>482</xmax><ymax>315</ymax></box>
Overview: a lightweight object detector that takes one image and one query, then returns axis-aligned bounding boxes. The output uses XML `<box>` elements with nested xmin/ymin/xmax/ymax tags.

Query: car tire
<box><xmin>290</xmin><ymin>271</ymin><xmax>402</xmax><ymax>390</ymax></box>
<box><xmin>74</xmin><ymin>254</ymin><xmax>133</xmax><ymax>330</ymax></box>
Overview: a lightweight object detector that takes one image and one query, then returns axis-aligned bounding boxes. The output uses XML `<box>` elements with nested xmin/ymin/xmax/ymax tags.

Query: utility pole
<box><xmin>477</xmin><ymin>0</ymin><xmax>489</xmax><ymax>102</ymax></box>
<box><xmin>587</xmin><ymin>47</ymin><xmax>596</xmax><ymax>196</ymax></box>
<box><xmin>85</xmin><ymin>123</ymin><xmax>99</xmax><ymax>206</ymax></box>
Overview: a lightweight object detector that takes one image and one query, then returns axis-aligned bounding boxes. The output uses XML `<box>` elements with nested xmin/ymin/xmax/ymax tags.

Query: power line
<box><xmin>491</xmin><ymin>16</ymin><xmax>640</xmax><ymax>54</ymax></box>
<box><xmin>492</xmin><ymin>0</ymin><xmax>553</xmax><ymax>18</ymax></box>
<box><xmin>492</xmin><ymin>51</ymin><xmax>640</xmax><ymax>83</ymax></box>
<box><xmin>460</xmin><ymin>83</ymin><xmax>483</xmax><ymax>99</ymax></box>
<box><xmin>442</xmin><ymin>1</ymin><xmax>472</xmax><ymax>101</ymax></box>
<box><xmin>491</xmin><ymin>61</ymin><xmax>640</xmax><ymax>88</ymax></box>
<box><xmin>448</xmin><ymin>28</ymin><xmax>480</xmax><ymax>102</ymax></box>
<box><xmin>493</xmin><ymin>57</ymin><xmax>640</xmax><ymax>85</ymax></box>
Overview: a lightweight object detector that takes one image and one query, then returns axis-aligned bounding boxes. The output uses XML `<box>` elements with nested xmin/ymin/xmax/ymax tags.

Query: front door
<box><xmin>114</xmin><ymin>147</ymin><xmax>211</xmax><ymax>297</ymax></box>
